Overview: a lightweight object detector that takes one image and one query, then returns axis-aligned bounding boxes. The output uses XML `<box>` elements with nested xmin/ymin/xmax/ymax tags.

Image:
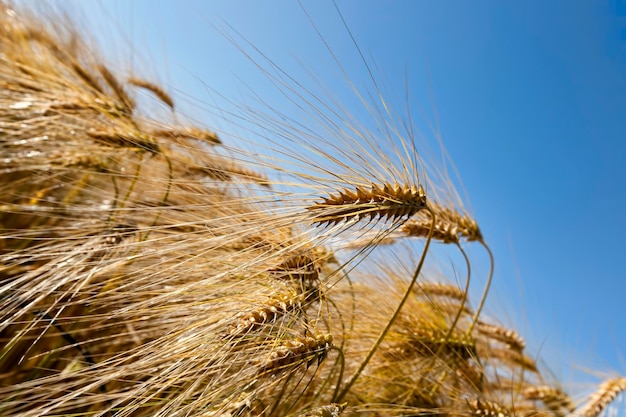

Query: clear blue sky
<box><xmin>58</xmin><ymin>0</ymin><xmax>626</xmax><ymax>407</ymax></box>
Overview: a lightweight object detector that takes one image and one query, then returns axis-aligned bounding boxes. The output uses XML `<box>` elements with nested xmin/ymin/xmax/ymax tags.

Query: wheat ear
<box><xmin>466</xmin><ymin>398</ymin><xmax>511</xmax><ymax>417</ymax></box>
<box><xmin>578</xmin><ymin>377</ymin><xmax>626</xmax><ymax>417</ymax></box>
<box><xmin>150</xmin><ymin>126</ymin><xmax>222</xmax><ymax>145</ymax></box>
<box><xmin>86</xmin><ymin>128</ymin><xmax>160</xmax><ymax>154</ymax></box>
<box><xmin>128</xmin><ymin>77</ymin><xmax>175</xmax><ymax>109</ymax></box>
<box><xmin>307</xmin><ymin>183</ymin><xmax>426</xmax><ymax>227</ymax></box>
<box><xmin>483</xmin><ymin>348</ymin><xmax>538</xmax><ymax>373</ymax></box>
<box><xmin>401</xmin><ymin>204</ymin><xmax>482</xmax><ymax>243</ymax></box>
<box><xmin>475</xmin><ymin>321</ymin><xmax>526</xmax><ymax>352</ymax></box>
<box><xmin>522</xmin><ymin>385</ymin><xmax>575</xmax><ymax>417</ymax></box>
<box><xmin>259</xmin><ymin>333</ymin><xmax>334</xmax><ymax>375</ymax></box>
<box><xmin>229</xmin><ymin>289</ymin><xmax>305</xmax><ymax>336</ymax></box>
<box><xmin>270</xmin><ymin>253</ymin><xmax>323</xmax><ymax>283</ymax></box>
<box><xmin>416</xmin><ymin>281</ymin><xmax>469</xmax><ymax>301</ymax></box>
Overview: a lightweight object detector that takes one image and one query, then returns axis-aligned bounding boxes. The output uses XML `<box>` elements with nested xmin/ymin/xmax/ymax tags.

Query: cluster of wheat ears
<box><xmin>0</xmin><ymin>2</ymin><xmax>623</xmax><ymax>417</ymax></box>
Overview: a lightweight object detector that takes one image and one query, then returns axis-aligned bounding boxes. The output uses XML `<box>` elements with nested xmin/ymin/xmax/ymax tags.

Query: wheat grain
<box><xmin>466</xmin><ymin>398</ymin><xmax>511</xmax><ymax>417</ymax></box>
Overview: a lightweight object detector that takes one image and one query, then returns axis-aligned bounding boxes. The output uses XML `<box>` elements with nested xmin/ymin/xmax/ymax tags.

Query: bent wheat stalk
<box><xmin>334</xmin><ymin>207</ymin><xmax>436</xmax><ymax>403</ymax></box>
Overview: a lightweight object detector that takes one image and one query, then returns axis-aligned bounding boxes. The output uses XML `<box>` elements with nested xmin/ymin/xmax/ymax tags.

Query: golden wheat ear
<box><xmin>128</xmin><ymin>77</ymin><xmax>175</xmax><ymax>109</ymax></box>
<box><xmin>416</xmin><ymin>281</ymin><xmax>470</xmax><ymax>301</ymax></box>
<box><xmin>258</xmin><ymin>333</ymin><xmax>334</xmax><ymax>375</ymax></box>
<box><xmin>307</xmin><ymin>183</ymin><xmax>426</xmax><ymax>227</ymax></box>
<box><xmin>475</xmin><ymin>321</ymin><xmax>526</xmax><ymax>352</ymax></box>
<box><xmin>150</xmin><ymin>126</ymin><xmax>222</xmax><ymax>145</ymax></box>
<box><xmin>522</xmin><ymin>385</ymin><xmax>575</xmax><ymax>417</ymax></box>
<box><xmin>578</xmin><ymin>377</ymin><xmax>626</xmax><ymax>417</ymax></box>
<box><xmin>401</xmin><ymin>203</ymin><xmax>481</xmax><ymax>244</ymax></box>
<box><xmin>229</xmin><ymin>289</ymin><xmax>305</xmax><ymax>337</ymax></box>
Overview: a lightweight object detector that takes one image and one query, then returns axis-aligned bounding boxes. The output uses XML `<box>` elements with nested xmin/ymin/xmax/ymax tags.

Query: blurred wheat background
<box><xmin>1</xmin><ymin>0</ymin><xmax>625</xmax><ymax>416</ymax></box>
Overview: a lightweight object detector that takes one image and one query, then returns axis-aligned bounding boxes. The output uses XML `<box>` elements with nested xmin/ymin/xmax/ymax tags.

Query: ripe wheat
<box><xmin>0</xmin><ymin>2</ymin><xmax>623</xmax><ymax>417</ymax></box>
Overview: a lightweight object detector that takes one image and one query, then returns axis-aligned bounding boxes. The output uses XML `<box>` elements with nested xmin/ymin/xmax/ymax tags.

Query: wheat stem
<box><xmin>468</xmin><ymin>240</ymin><xmax>494</xmax><ymax>335</ymax></box>
<box><xmin>334</xmin><ymin>206</ymin><xmax>435</xmax><ymax>403</ymax></box>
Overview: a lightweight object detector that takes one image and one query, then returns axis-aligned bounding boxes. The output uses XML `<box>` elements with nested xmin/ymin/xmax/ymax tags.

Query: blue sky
<box><xmin>59</xmin><ymin>0</ymin><xmax>626</xmax><ymax>407</ymax></box>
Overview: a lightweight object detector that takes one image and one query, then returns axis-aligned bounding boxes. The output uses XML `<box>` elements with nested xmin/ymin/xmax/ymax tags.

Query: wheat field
<box><xmin>1</xmin><ymin>1</ymin><xmax>624</xmax><ymax>416</ymax></box>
